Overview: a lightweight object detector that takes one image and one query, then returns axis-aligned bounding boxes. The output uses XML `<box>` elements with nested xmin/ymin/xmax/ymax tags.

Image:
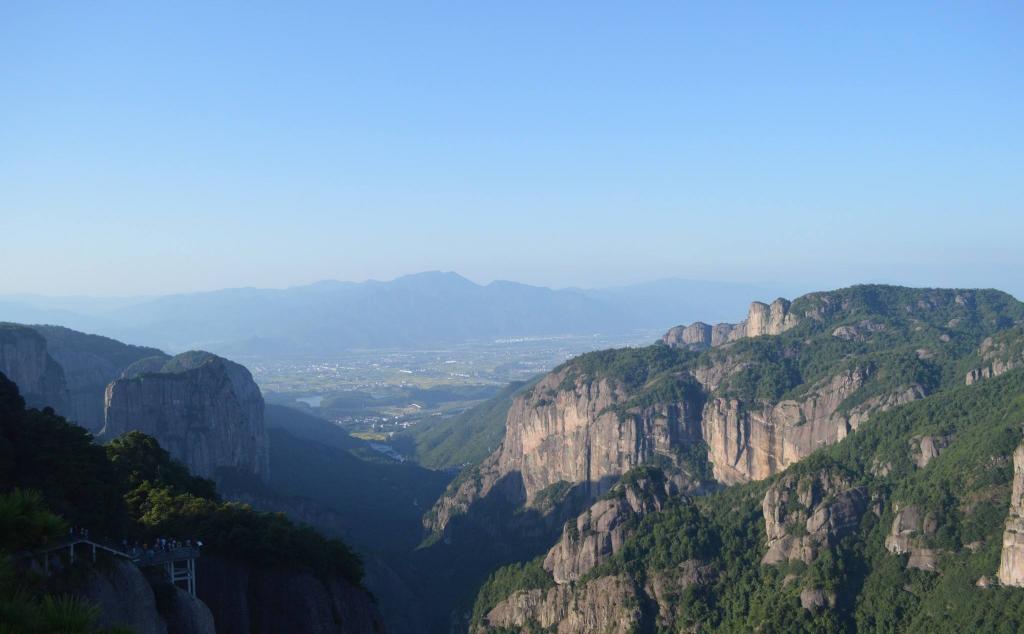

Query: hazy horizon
<box><xmin>4</xmin><ymin>3</ymin><xmax>1022</xmax><ymax>297</ymax></box>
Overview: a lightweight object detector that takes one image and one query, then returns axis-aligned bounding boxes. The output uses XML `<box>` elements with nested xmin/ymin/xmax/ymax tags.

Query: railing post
<box><xmin>70</xmin><ymin>542</ymin><xmax>75</xmax><ymax>564</ymax></box>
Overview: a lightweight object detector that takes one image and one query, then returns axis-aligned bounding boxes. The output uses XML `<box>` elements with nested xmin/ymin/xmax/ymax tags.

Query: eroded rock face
<box><xmin>761</xmin><ymin>471</ymin><xmax>868</xmax><ymax>565</ymax></box>
<box><xmin>966</xmin><ymin>332</ymin><xmax>1024</xmax><ymax>385</ymax></box>
<box><xmin>661</xmin><ymin>322</ymin><xmax>713</xmax><ymax>350</ymax></box>
<box><xmin>702</xmin><ymin>367</ymin><xmax>924</xmax><ymax>484</ymax></box>
<box><xmin>0</xmin><ymin>324</ymin><xmax>68</xmax><ymax>413</ymax></box>
<box><xmin>998</xmin><ymin>443</ymin><xmax>1024</xmax><ymax>586</ymax></box>
<box><xmin>480</xmin><ymin>575</ymin><xmax>642</xmax><ymax>634</ymax></box>
<box><xmin>198</xmin><ymin>554</ymin><xmax>383</xmax><ymax>634</ymax></box>
<box><xmin>884</xmin><ymin>504</ymin><xmax>940</xmax><ymax>572</ymax></box>
<box><xmin>32</xmin><ymin>325</ymin><xmax>167</xmax><ymax>432</ymax></box>
<box><xmin>543</xmin><ymin>470</ymin><xmax>696</xmax><ymax>584</ymax></box>
<box><xmin>102</xmin><ymin>351</ymin><xmax>269</xmax><ymax>481</ymax></box>
<box><xmin>163</xmin><ymin>587</ymin><xmax>216</xmax><ymax>634</ymax></box>
<box><xmin>910</xmin><ymin>434</ymin><xmax>953</xmax><ymax>468</ymax></box>
<box><xmin>662</xmin><ymin>299</ymin><xmax>799</xmax><ymax>351</ymax></box>
<box><xmin>75</xmin><ymin>559</ymin><xmax>169</xmax><ymax>634</ymax></box>
<box><xmin>427</xmin><ymin>368</ymin><xmax>704</xmax><ymax>535</ymax></box>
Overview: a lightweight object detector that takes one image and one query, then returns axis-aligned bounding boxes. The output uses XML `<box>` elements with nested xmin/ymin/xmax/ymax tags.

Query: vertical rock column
<box><xmin>999</xmin><ymin>443</ymin><xmax>1024</xmax><ymax>586</ymax></box>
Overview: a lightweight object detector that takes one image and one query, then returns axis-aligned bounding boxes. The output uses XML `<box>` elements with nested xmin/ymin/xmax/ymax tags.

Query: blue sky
<box><xmin>1</xmin><ymin>2</ymin><xmax>1021</xmax><ymax>296</ymax></box>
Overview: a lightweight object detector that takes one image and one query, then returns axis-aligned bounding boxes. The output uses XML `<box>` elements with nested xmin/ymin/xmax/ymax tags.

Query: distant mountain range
<box><xmin>0</xmin><ymin>272</ymin><xmax>785</xmax><ymax>357</ymax></box>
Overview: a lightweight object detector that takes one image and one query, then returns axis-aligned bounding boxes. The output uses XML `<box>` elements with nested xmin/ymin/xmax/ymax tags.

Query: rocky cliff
<box><xmin>102</xmin><ymin>351</ymin><xmax>270</xmax><ymax>481</ymax></box>
<box><xmin>966</xmin><ymin>327</ymin><xmax>1024</xmax><ymax>385</ymax></box>
<box><xmin>71</xmin><ymin>558</ymin><xmax>215</xmax><ymax>634</ymax></box>
<box><xmin>0</xmin><ymin>323</ymin><xmax>68</xmax><ymax>412</ymax></box>
<box><xmin>701</xmin><ymin>369</ymin><xmax>925</xmax><ymax>484</ymax></box>
<box><xmin>426</xmin><ymin>365</ymin><xmax>705</xmax><ymax>536</ymax></box>
<box><xmin>661</xmin><ymin>298</ymin><xmax>798</xmax><ymax>350</ymax></box>
<box><xmin>542</xmin><ymin>467</ymin><xmax>690</xmax><ymax>584</ymax></box>
<box><xmin>198</xmin><ymin>554</ymin><xmax>383</xmax><ymax>634</ymax></box>
<box><xmin>998</xmin><ymin>442</ymin><xmax>1024</xmax><ymax>586</ymax></box>
<box><xmin>32</xmin><ymin>325</ymin><xmax>167</xmax><ymax>432</ymax></box>
<box><xmin>760</xmin><ymin>470</ymin><xmax>868</xmax><ymax>565</ymax></box>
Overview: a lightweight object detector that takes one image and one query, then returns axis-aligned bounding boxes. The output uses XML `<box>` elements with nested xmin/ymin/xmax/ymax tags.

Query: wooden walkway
<box><xmin>34</xmin><ymin>537</ymin><xmax>200</xmax><ymax>597</ymax></box>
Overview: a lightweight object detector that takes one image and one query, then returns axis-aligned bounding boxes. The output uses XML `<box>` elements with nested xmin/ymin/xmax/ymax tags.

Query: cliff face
<box><xmin>426</xmin><ymin>368</ymin><xmax>705</xmax><ymax>535</ymax></box>
<box><xmin>479</xmin><ymin>574</ymin><xmax>643</xmax><ymax>634</ymax></box>
<box><xmin>542</xmin><ymin>469</ymin><xmax>689</xmax><ymax>584</ymax></box>
<box><xmin>198</xmin><ymin>554</ymin><xmax>384</xmax><ymax>634</ymax></box>
<box><xmin>998</xmin><ymin>443</ymin><xmax>1024</xmax><ymax>586</ymax></box>
<box><xmin>73</xmin><ymin>558</ymin><xmax>215</xmax><ymax>634</ymax></box>
<box><xmin>701</xmin><ymin>368</ymin><xmax>925</xmax><ymax>484</ymax></box>
<box><xmin>480</xmin><ymin>561</ymin><xmax>717</xmax><ymax>634</ymax></box>
<box><xmin>31</xmin><ymin>325</ymin><xmax>167</xmax><ymax>432</ymax></box>
<box><xmin>761</xmin><ymin>470</ymin><xmax>868</xmax><ymax>565</ymax></box>
<box><xmin>966</xmin><ymin>328</ymin><xmax>1024</xmax><ymax>385</ymax></box>
<box><xmin>0</xmin><ymin>323</ymin><xmax>68</xmax><ymax>413</ymax></box>
<box><xmin>661</xmin><ymin>299</ymin><xmax>798</xmax><ymax>350</ymax></box>
<box><xmin>102</xmin><ymin>351</ymin><xmax>270</xmax><ymax>481</ymax></box>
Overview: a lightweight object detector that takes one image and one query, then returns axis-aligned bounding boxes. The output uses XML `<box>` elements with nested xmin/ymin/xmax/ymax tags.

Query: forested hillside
<box><xmin>0</xmin><ymin>372</ymin><xmax>381</xmax><ymax>633</ymax></box>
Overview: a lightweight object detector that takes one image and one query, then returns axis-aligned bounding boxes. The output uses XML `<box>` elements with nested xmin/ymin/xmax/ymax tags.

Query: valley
<box><xmin>4</xmin><ymin>283</ymin><xmax>1024</xmax><ymax>634</ymax></box>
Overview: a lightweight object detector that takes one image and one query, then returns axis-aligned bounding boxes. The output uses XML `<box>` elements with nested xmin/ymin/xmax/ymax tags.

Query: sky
<box><xmin>1</xmin><ymin>2</ymin><xmax>1022</xmax><ymax>297</ymax></box>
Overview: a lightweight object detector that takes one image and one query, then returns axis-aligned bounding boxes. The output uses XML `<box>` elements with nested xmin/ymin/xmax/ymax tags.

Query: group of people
<box><xmin>125</xmin><ymin>537</ymin><xmax>203</xmax><ymax>560</ymax></box>
<box><xmin>65</xmin><ymin>526</ymin><xmax>203</xmax><ymax>562</ymax></box>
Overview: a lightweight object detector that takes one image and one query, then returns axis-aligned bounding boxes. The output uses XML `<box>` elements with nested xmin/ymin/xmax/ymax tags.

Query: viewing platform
<box><xmin>34</xmin><ymin>536</ymin><xmax>200</xmax><ymax>597</ymax></box>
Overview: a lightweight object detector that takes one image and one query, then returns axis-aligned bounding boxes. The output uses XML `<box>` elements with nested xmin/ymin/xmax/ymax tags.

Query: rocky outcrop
<box><xmin>102</xmin><ymin>351</ymin><xmax>270</xmax><ymax>481</ymax></box>
<box><xmin>661</xmin><ymin>322</ymin><xmax>713</xmax><ymax>350</ymax></box>
<box><xmin>480</xmin><ymin>561</ymin><xmax>716</xmax><ymax>633</ymax></box>
<box><xmin>74</xmin><ymin>559</ymin><xmax>169</xmax><ymax>634</ymax></box>
<box><xmin>198</xmin><ymin>554</ymin><xmax>383</xmax><ymax>634</ymax></box>
<box><xmin>162</xmin><ymin>586</ymin><xmax>216</xmax><ymax>634</ymax></box>
<box><xmin>702</xmin><ymin>367</ymin><xmax>925</xmax><ymax>484</ymax></box>
<box><xmin>998</xmin><ymin>443</ymin><xmax>1024</xmax><ymax>586</ymax></box>
<box><xmin>761</xmin><ymin>471</ymin><xmax>868</xmax><ymax>565</ymax></box>
<box><xmin>0</xmin><ymin>323</ymin><xmax>68</xmax><ymax>413</ymax></box>
<box><xmin>831</xmin><ymin>319</ymin><xmax>887</xmax><ymax>342</ymax></box>
<box><xmin>884</xmin><ymin>504</ymin><xmax>940</xmax><ymax>572</ymax></box>
<box><xmin>83</xmin><ymin>573</ymin><xmax>215</xmax><ymax>634</ymax></box>
<box><xmin>543</xmin><ymin>469</ymin><xmax>693</xmax><ymax>584</ymax></box>
<box><xmin>910</xmin><ymin>434</ymin><xmax>953</xmax><ymax>468</ymax></box>
<box><xmin>662</xmin><ymin>299</ymin><xmax>799</xmax><ymax>351</ymax></box>
<box><xmin>31</xmin><ymin>325</ymin><xmax>167</xmax><ymax>432</ymax></box>
<box><xmin>643</xmin><ymin>562</ymin><xmax>717</xmax><ymax>628</ymax></box>
<box><xmin>799</xmin><ymin>587</ymin><xmax>835</xmax><ymax>612</ymax></box>
<box><xmin>966</xmin><ymin>330</ymin><xmax>1024</xmax><ymax>385</ymax></box>
<box><xmin>479</xmin><ymin>574</ymin><xmax>643</xmax><ymax>634</ymax></box>
<box><xmin>427</xmin><ymin>367</ymin><xmax>705</xmax><ymax>535</ymax></box>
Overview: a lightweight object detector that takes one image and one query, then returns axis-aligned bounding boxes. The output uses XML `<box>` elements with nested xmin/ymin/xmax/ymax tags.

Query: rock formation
<box><xmin>662</xmin><ymin>298</ymin><xmax>799</xmax><ymax>350</ymax></box>
<box><xmin>702</xmin><ymin>368</ymin><xmax>925</xmax><ymax>484</ymax></box>
<box><xmin>966</xmin><ymin>329</ymin><xmax>1024</xmax><ymax>385</ymax></box>
<box><xmin>910</xmin><ymin>434</ymin><xmax>953</xmax><ymax>469</ymax></box>
<box><xmin>198</xmin><ymin>554</ymin><xmax>384</xmax><ymax>634</ymax></box>
<box><xmin>661</xmin><ymin>322</ymin><xmax>713</xmax><ymax>351</ymax></box>
<box><xmin>884</xmin><ymin>504</ymin><xmax>940</xmax><ymax>572</ymax></box>
<box><xmin>479</xmin><ymin>574</ymin><xmax>643</xmax><ymax>634</ymax></box>
<box><xmin>542</xmin><ymin>468</ymin><xmax>692</xmax><ymax>584</ymax></box>
<box><xmin>102</xmin><ymin>351</ymin><xmax>270</xmax><ymax>481</ymax></box>
<box><xmin>479</xmin><ymin>560</ymin><xmax>717</xmax><ymax>633</ymax></box>
<box><xmin>761</xmin><ymin>470</ymin><xmax>868</xmax><ymax>565</ymax></box>
<box><xmin>998</xmin><ymin>442</ymin><xmax>1024</xmax><ymax>586</ymax></box>
<box><xmin>426</xmin><ymin>367</ymin><xmax>705</xmax><ymax>535</ymax></box>
<box><xmin>31</xmin><ymin>325</ymin><xmax>166</xmax><ymax>432</ymax></box>
<box><xmin>0</xmin><ymin>323</ymin><xmax>68</xmax><ymax>413</ymax></box>
<box><xmin>73</xmin><ymin>558</ymin><xmax>215</xmax><ymax>634</ymax></box>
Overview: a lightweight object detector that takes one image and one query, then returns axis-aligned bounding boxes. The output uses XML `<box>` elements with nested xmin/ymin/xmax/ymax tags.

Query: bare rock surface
<box><xmin>102</xmin><ymin>351</ymin><xmax>270</xmax><ymax>481</ymax></box>
<box><xmin>999</xmin><ymin>443</ymin><xmax>1024</xmax><ymax>586</ymax></box>
<box><xmin>480</xmin><ymin>575</ymin><xmax>642</xmax><ymax>634</ymax></box>
<box><xmin>0</xmin><ymin>323</ymin><xmax>68</xmax><ymax>413</ymax></box>
<box><xmin>761</xmin><ymin>470</ymin><xmax>868</xmax><ymax>565</ymax></box>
